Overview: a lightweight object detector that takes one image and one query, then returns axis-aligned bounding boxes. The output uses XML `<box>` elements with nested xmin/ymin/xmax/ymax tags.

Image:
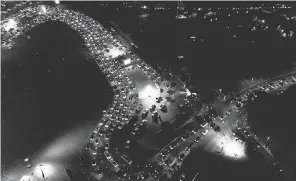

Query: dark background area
<box><xmin>1</xmin><ymin>21</ymin><xmax>113</xmax><ymax>167</ymax></box>
<box><xmin>247</xmin><ymin>85</ymin><xmax>296</xmax><ymax>165</ymax></box>
<box><xmin>170</xmin><ymin>149</ymin><xmax>279</xmax><ymax>181</ymax></box>
<box><xmin>67</xmin><ymin>1</ymin><xmax>296</xmax><ymax>94</ymax></box>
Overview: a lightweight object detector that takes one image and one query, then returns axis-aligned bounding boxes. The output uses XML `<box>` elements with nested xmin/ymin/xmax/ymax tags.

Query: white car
<box><xmin>169</xmin><ymin>141</ymin><xmax>179</xmax><ymax>150</ymax></box>
<box><xmin>104</xmin><ymin>151</ymin><xmax>111</xmax><ymax>159</ymax></box>
<box><xmin>110</xmin><ymin>159</ymin><xmax>119</xmax><ymax>168</ymax></box>
<box><xmin>201</xmin><ymin>122</ymin><xmax>208</xmax><ymax>127</ymax></box>
<box><xmin>202</xmin><ymin>129</ymin><xmax>209</xmax><ymax>135</ymax></box>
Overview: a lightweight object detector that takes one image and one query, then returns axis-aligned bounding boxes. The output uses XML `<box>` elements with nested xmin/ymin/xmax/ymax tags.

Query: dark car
<box><xmin>187</xmin><ymin>142</ymin><xmax>194</xmax><ymax>149</ymax></box>
<box><xmin>179</xmin><ymin>153</ymin><xmax>186</xmax><ymax>160</ymax></box>
<box><xmin>150</xmin><ymin>104</ymin><xmax>156</xmax><ymax>112</ymax></box>
<box><xmin>90</xmin><ymin>133</ymin><xmax>94</xmax><ymax>140</ymax></box>
<box><xmin>179</xmin><ymin>173</ymin><xmax>186</xmax><ymax>181</ymax></box>
<box><xmin>194</xmin><ymin>136</ymin><xmax>201</xmax><ymax>143</ymax></box>
<box><xmin>160</xmin><ymin>104</ymin><xmax>168</xmax><ymax>113</ymax></box>
<box><xmin>156</xmin><ymin>96</ymin><xmax>163</xmax><ymax>103</ymax></box>
<box><xmin>181</xmin><ymin>134</ymin><xmax>190</xmax><ymax>141</ymax></box>
<box><xmin>162</xmin><ymin>148</ymin><xmax>170</xmax><ymax>155</ymax></box>
<box><xmin>204</xmin><ymin>115</ymin><xmax>212</xmax><ymax>122</ymax></box>
<box><xmin>214</xmin><ymin>125</ymin><xmax>221</xmax><ymax>133</ymax></box>
<box><xmin>210</xmin><ymin>122</ymin><xmax>216</xmax><ymax>128</ymax></box>
<box><xmin>170</xmin><ymin>82</ymin><xmax>177</xmax><ymax>88</ymax></box>
<box><xmin>169</xmin><ymin>141</ymin><xmax>180</xmax><ymax>150</ymax></box>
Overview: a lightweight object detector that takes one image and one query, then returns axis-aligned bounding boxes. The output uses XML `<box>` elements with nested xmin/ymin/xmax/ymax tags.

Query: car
<box><xmin>210</xmin><ymin>122</ymin><xmax>216</xmax><ymax>128</ymax></box>
<box><xmin>194</xmin><ymin>136</ymin><xmax>201</xmax><ymax>143</ymax></box>
<box><xmin>164</xmin><ymin>158</ymin><xmax>173</xmax><ymax>166</ymax></box>
<box><xmin>136</xmin><ymin>107</ymin><xmax>142</xmax><ymax>114</ymax></box>
<box><xmin>178</xmin><ymin>104</ymin><xmax>184</xmax><ymax>109</ymax></box>
<box><xmin>105</xmin><ymin>121</ymin><xmax>111</xmax><ymax>128</ymax></box>
<box><xmin>152</xmin><ymin>110</ymin><xmax>158</xmax><ymax>117</ymax></box>
<box><xmin>110</xmin><ymin>159</ymin><xmax>119</xmax><ymax>168</ymax></box>
<box><xmin>204</xmin><ymin>115</ymin><xmax>212</xmax><ymax>122</ymax></box>
<box><xmin>105</xmin><ymin>132</ymin><xmax>111</xmax><ymax>139</ymax></box>
<box><xmin>179</xmin><ymin>153</ymin><xmax>186</xmax><ymax>160</ymax></box>
<box><xmin>187</xmin><ymin>142</ymin><xmax>194</xmax><ymax>150</ymax></box>
<box><xmin>156</xmin><ymin>96</ymin><xmax>163</xmax><ymax>103</ymax></box>
<box><xmin>90</xmin><ymin>133</ymin><xmax>94</xmax><ymax>140</ymax></box>
<box><xmin>202</xmin><ymin>130</ymin><xmax>209</xmax><ymax>135</ymax></box>
<box><xmin>170</xmin><ymin>162</ymin><xmax>178</xmax><ymax>171</ymax></box>
<box><xmin>179</xmin><ymin>173</ymin><xmax>186</xmax><ymax>181</ymax></box>
<box><xmin>201</xmin><ymin>122</ymin><xmax>208</xmax><ymax>127</ymax></box>
<box><xmin>105</xmin><ymin>143</ymin><xmax>109</xmax><ymax>150</ymax></box>
<box><xmin>181</xmin><ymin>134</ymin><xmax>190</xmax><ymax>141</ymax></box>
<box><xmin>118</xmin><ymin>122</ymin><xmax>124</xmax><ymax>129</ymax></box>
<box><xmin>104</xmin><ymin>150</ymin><xmax>112</xmax><ymax>159</ymax></box>
<box><xmin>160</xmin><ymin>104</ymin><xmax>168</xmax><ymax>113</ymax></box>
<box><xmin>214</xmin><ymin>125</ymin><xmax>221</xmax><ymax>133</ymax></box>
<box><xmin>150</xmin><ymin>104</ymin><xmax>156</xmax><ymax>112</ymax></box>
<box><xmin>191</xmin><ymin>127</ymin><xmax>199</xmax><ymax>134</ymax></box>
<box><xmin>142</xmin><ymin>109</ymin><xmax>149</xmax><ymax>118</ymax></box>
<box><xmin>121</xmin><ymin>155</ymin><xmax>132</xmax><ymax>165</ymax></box>
<box><xmin>236</xmin><ymin>102</ymin><xmax>242</xmax><ymax>108</ymax></box>
<box><xmin>92</xmin><ymin>149</ymin><xmax>98</xmax><ymax>155</ymax></box>
<box><xmin>169</xmin><ymin>141</ymin><xmax>179</xmax><ymax>150</ymax></box>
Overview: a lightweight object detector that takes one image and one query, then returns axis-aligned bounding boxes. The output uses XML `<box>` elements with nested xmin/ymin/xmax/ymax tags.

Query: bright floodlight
<box><xmin>41</xmin><ymin>5</ymin><xmax>47</xmax><ymax>13</ymax></box>
<box><xmin>24</xmin><ymin>157</ymin><xmax>29</xmax><ymax>162</ymax></box>
<box><xmin>139</xmin><ymin>85</ymin><xmax>159</xmax><ymax>99</ymax></box>
<box><xmin>4</xmin><ymin>18</ymin><xmax>17</xmax><ymax>31</ymax></box>
<box><xmin>213</xmin><ymin>133</ymin><xmax>247</xmax><ymax>160</ymax></box>
<box><xmin>222</xmin><ymin>137</ymin><xmax>246</xmax><ymax>159</ymax></box>
<box><xmin>34</xmin><ymin>163</ymin><xmax>54</xmax><ymax>179</ymax></box>
<box><xmin>224</xmin><ymin>140</ymin><xmax>246</xmax><ymax>159</ymax></box>
<box><xmin>105</xmin><ymin>47</ymin><xmax>125</xmax><ymax>58</ymax></box>
<box><xmin>186</xmin><ymin>88</ymin><xmax>191</xmax><ymax>96</ymax></box>
<box><xmin>54</xmin><ymin>0</ymin><xmax>60</xmax><ymax>4</ymax></box>
<box><xmin>20</xmin><ymin>175</ymin><xmax>31</xmax><ymax>181</ymax></box>
<box><xmin>123</xmin><ymin>58</ymin><xmax>131</xmax><ymax>65</ymax></box>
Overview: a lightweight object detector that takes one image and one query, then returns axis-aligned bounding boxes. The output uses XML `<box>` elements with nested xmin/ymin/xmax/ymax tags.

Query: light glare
<box><xmin>123</xmin><ymin>58</ymin><xmax>131</xmax><ymax>65</ymax></box>
<box><xmin>139</xmin><ymin>85</ymin><xmax>159</xmax><ymax>99</ymax></box>
<box><xmin>41</xmin><ymin>5</ymin><xmax>47</xmax><ymax>13</ymax></box>
<box><xmin>4</xmin><ymin>18</ymin><xmax>17</xmax><ymax>31</ymax></box>
<box><xmin>186</xmin><ymin>88</ymin><xmax>191</xmax><ymax>96</ymax></box>
<box><xmin>105</xmin><ymin>47</ymin><xmax>125</xmax><ymax>58</ymax></box>
<box><xmin>34</xmin><ymin>163</ymin><xmax>54</xmax><ymax>179</ymax></box>
<box><xmin>223</xmin><ymin>139</ymin><xmax>246</xmax><ymax>158</ymax></box>
<box><xmin>19</xmin><ymin>175</ymin><xmax>31</xmax><ymax>181</ymax></box>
